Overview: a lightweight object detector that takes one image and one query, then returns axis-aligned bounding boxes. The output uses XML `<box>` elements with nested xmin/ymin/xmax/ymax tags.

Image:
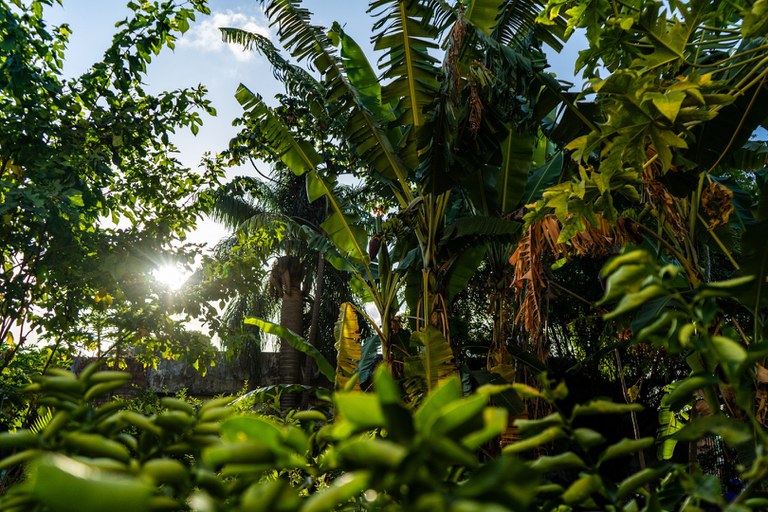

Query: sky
<box><xmin>45</xmin><ymin>0</ymin><xmax>583</xmax><ymax>253</ymax></box>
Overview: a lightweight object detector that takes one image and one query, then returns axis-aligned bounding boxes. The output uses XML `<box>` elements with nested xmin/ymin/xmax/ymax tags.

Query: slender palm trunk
<box><xmin>301</xmin><ymin>253</ymin><xmax>325</xmax><ymax>408</ymax></box>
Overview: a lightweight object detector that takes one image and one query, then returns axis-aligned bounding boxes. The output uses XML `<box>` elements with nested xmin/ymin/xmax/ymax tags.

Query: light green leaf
<box><xmin>599</xmin><ymin>437</ymin><xmax>654</xmax><ymax>465</ymax></box>
<box><xmin>562</xmin><ymin>474</ymin><xmax>601</xmax><ymax>505</ymax></box>
<box><xmin>743</xmin><ymin>0</ymin><xmax>768</xmax><ymax>37</ymax></box>
<box><xmin>604</xmin><ymin>285</ymin><xmax>668</xmax><ymax>319</ymax></box>
<box><xmin>334</xmin><ymin>393</ymin><xmax>384</xmax><ymax>429</ymax></box>
<box><xmin>572</xmin><ymin>400</ymin><xmax>643</xmax><ymax>418</ymax></box>
<box><xmin>337</xmin><ymin>439</ymin><xmax>406</xmax><ymax>469</ymax></box>
<box><xmin>531</xmin><ymin>452</ymin><xmax>587</xmax><ymax>473</ymax></box>
<box><xmin>301</xmin><ymin>471</ymin><xmax>372</xmax><ymax>512</ymax></box>
<box><xmin>573</xmin><ymin>428</ymin><xmax>607</xmax><ymax>449</ymax></box>
<box><xmin>234</xmin><ymin>85</ymin><xmax>320</xmax><ymax>176</ymax></box>
<box><xmin>415</xmin><ymin>377</ymin><xmax>462</xmax><ymax>431</ymax></box>
<box><xmin>29</xmin><ymin>456</ymin><xmax>152</xmax><ymax>512</ymax></box>
<box><xmin>648</xmin><ymin>91</ymin><xmax>686</xmax><ymax>123</ymax></box>
<box><xmin>462</xmin><ymin>407</ymin><xmax>508</xmax><ymax>450</ymax></box>
<box><xmin>673</xmin><ymin>416</ymin><xmax>752</xmax><ymax>447</ymax></box>
<box><xmin>711</xmin><ymin>336</ymin><xmax>747</xmax><ymax>364</ymax></box>
<box><xmin>502</xmin><ymin>426</ymin><xmax>564</xmax><ymax>454</ymax></box>
<box><xmin>409</xmin><ymin>327</ymin><xmax>457</xmax><ymax>392</ymax></box>
<box><xmin>662</xmin><ymin>375</ymin><xmax>719</xmax><ymax>412</ymax></box>
<box><xmin>617</xmin><ymin>466</ymin><xmax>669</xmax><ymax>500</ymax></box>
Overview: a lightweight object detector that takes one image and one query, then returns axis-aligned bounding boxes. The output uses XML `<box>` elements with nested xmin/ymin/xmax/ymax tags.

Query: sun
<box><xmin>152</xmin><ymin>263</ymin><xmax>190</xmax><ymax>290</ymax></box>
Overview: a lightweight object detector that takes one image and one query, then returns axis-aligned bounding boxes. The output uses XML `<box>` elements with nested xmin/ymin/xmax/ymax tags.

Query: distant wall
<box><xmin>72</xmin><ymin>352</ymin><xmax>280</xmax><ymax>398</ymax></box>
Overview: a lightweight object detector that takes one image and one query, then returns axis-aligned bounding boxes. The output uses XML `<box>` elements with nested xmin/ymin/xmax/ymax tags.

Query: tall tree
<box><xmin>0</xmin><ymin>0</ymin><xmax>220</xmax><ymax>375</ymax></box>
<box><xmin>206</xmin><ymin>171</ymin><xmax>318</xmax><ymax>405</ymax></box>
<box><xmin>204</xmin><ymin>36</ymin><xmax>366</xmax><ymax>403</ymax></box>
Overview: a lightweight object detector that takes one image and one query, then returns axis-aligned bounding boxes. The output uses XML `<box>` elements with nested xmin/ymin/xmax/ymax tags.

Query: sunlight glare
<box><xmin>152</xmin><ymin>264</ymin><xmax>190</xmax><ymax>290</ymax></box>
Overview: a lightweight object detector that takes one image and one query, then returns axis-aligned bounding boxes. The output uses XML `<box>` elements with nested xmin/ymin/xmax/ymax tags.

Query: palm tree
<box><xmin>208</xmin><ymin>171</ymin><xmax>318</xmax><ymax>408</ymax></box>
<box><xmin>207</xmin><ymin>42</ymin><xmax>366</xmax><ymax>404</ymax></box>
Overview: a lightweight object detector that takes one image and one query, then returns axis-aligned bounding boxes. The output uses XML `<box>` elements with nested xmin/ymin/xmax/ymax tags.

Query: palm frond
<box><xmin>29</xmin><ymin>409</ymin><xmax>52</xmax><ymax>434</ymax></box>
<box><xmin>213</xmin><ymin>235</ymin><xmax>238</xmax><ymax>260</ymax></box>
<box><xmin>261</xmin><ymin>0</ymin><xmax>340</xmax><ymax>74</ymax></box>
<box><xmin>492</xmin><ymin>0</ymin><xmax>566</xmax><ymax>51</ymax></box>
<box><xmin>210</xmin><ymin>190</ymin><xmax>266</xmax><ymax>230</ymax></box>
<box><xmin>220</xmin><ymin>27</ymin><xmax>325</xmax><ymax>107</ymax></box>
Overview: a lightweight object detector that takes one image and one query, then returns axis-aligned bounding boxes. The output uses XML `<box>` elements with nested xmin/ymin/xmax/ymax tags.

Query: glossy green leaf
<box><xmin>335</xmin><ymin>25</ymin><xmax>390</xmax><ymax>122</ymax></box>
<box><xmin>562</xmin><ymin>474</ymin><xmax>602</xmax><ymax>505</ymax></box>
<box><xmin>432</xmin><ymin>394</ymin><xmax>488</xmax><ymax>437</ymax></box>
<box><xmin>604</xmin><ymin>285</ymin><xmax>668</xmax><ymax>319</ymax></box>
<box><xmin>572</xmin><ymin>400</ymin><xmax>643</xmax><ymax>418</ymax></box>
<box><xmin>711</xmin><ymin>336</ymin><xmax>747</xmax><ymax>364</ymax></box>
<box><xmin>515</xmin><ymin>412</ymin><xmax>564</xmax><ymax>435</ymax></box>
<box><xmin>617</xmin><ymin>466</ymin><xmax>670</xmax><ymax>500</ymax></box>
<box><xmin>462</xmin><ymin>407</ymin><xmax>508</xmax><ymax>450</ymax></box>
<box><xmin>657</xmin><ymin>382</ymin><xmax>690</xmax><ymax>460</ymax></box>
<box><xmin>599</xmin><ymin>437</ymin><xmax>654</xmax><ymax>465</ymax></box>
<box><xmin>220</xmin><ymin>416</ymin><xmax>282</xmax><ymax>445</ymax></box>
<box><xmin>531</xmin><ymin>452</ymin><xmax>587</xmax><ymax>472</ymax></box>
<box><xmin>502</xmin><ymin>426</ymin><xmax>564</xmax><ymax>454</ymax></box>
<box><xmin>662</xmin><ymin>375</ymin><xmax>719</xmax><ymax>412</ymax></box>
<box><xmin>415</xmin><ymin>376</ymin><xmax>462</xmax><ymax>431</ymax></box>
<box><xmin>573</xmin><ymin>428</ymin><xmax>607</xmax><ymax>449</ymax></box>
<box><xmin>337</xmin><ymin>439</ymin><xmax>407</xmax><ymax>469</ymax></box>
<box><xmin>29</xmin><ymin>456</ymin><xmax>152</xmax><ymax>512</ymax></box>
<box><xmin>301</xmin><ymin>471</ymin><xmax>372</xmax><ymax>512</ymax></box>
<box><xmin>334</xmin><ymin>392</ymin><xmax>385</xmax><ymax>429</ymax></box>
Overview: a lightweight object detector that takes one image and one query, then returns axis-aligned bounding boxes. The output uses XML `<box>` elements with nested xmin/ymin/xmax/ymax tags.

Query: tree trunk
<box><xmin>272</xmin><ymin>255</ymin><xmax>305</xmax><ymax>410</ymax></box>
<box><xmin>301</xmin><ymin>253</ymin><xmax>325</xmax><ymax>408</ymax></box>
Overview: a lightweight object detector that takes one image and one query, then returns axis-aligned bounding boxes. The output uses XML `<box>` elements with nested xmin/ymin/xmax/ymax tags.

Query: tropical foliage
<box><xmin>3</xmin><ymin>0</ymin><xmax>768</xmax><ymax>509</ymax></box>
<box><xmin>0</xmin><ymin>0</ymin><xmax>221</xmax><ymax>380</ymax></box>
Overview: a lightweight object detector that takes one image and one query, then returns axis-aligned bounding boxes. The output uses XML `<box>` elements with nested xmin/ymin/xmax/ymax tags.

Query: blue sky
<box><xmin>45</xmin><ymin>1</ymin><xmax>582</xmax><ymax>248</ymax></box>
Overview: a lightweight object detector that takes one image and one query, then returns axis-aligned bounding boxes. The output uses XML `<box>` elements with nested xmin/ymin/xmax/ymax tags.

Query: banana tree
<box><xmin>225</xmin><ymin>0</ymin><xmax>568</xmax><ymax>397</ymax></box>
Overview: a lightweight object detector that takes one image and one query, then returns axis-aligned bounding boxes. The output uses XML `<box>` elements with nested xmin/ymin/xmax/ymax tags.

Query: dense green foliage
<box><xmin>0</xmin><ymin>0</ymin><xmax>220</xmax><ymax>378</ymax></box>
<box><xmin>3</xmin><ymin>0</ymin><xmax>768</xmax><ymax>509</ymax></box>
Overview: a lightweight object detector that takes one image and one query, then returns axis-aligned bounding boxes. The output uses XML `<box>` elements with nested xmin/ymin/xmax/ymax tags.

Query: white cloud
<box><xmin>180</xmin><ymin>10</ymin><xmax>270</xmax><ymax>62</ymax></box>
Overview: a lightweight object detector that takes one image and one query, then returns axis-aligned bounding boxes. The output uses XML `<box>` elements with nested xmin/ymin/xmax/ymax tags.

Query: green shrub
<box><xmin>1</xmin><ymin>359</ymin><xmax>765</xmax><ymax>511</ymax></box>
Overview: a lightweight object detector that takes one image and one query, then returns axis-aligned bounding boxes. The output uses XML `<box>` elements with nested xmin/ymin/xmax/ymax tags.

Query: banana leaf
<box><xmin>334</xmin><ymin>303</ymin><xmax>363</xmax><ymax>391</ymax></box>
